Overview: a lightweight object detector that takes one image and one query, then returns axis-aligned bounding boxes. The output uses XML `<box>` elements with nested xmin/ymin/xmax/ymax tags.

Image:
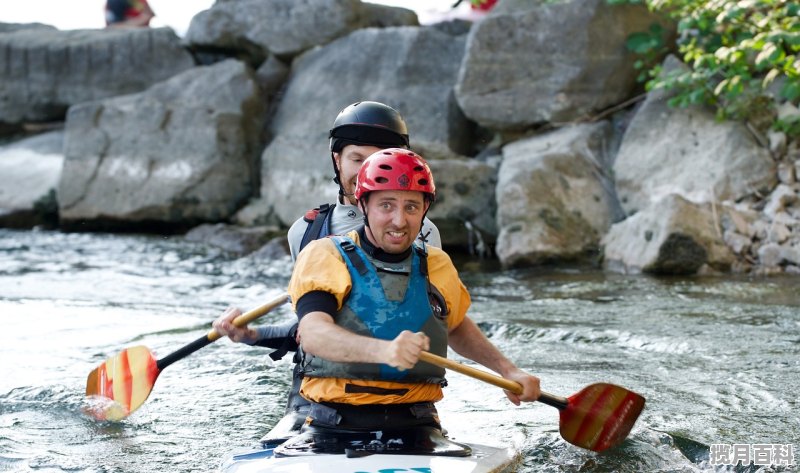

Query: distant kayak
<box><xmin>220</xmin><ymin>423</ymin><xmax>520</xmax><ymax>473</ymax></box>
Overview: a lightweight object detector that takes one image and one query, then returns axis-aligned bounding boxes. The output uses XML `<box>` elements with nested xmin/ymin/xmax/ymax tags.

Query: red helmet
<box><xmin>355</xmin><ymin>148</ymin><xmax>435</xmax><ymax>201</ymax></box>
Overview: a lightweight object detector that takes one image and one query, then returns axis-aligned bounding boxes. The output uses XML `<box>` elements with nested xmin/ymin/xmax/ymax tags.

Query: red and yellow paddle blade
<box><xmin>558</xmin><ymin>382</ymin><xmax>645</xmax><ymax>452</ymax></box>
<box><xmin>85</xmin><ymin>345</ymin><xmax>160</xmax><ymax>421</ymax></box>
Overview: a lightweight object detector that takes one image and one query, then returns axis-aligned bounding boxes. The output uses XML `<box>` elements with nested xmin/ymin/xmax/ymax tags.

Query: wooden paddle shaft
<box><xmin>419</xmin><ymin>351</ymin><xmax>568</xmax><ymax>410</ymax></box>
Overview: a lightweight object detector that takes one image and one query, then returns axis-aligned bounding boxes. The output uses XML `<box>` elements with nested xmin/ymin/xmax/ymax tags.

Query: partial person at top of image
<box><xmin>105</xmin><ymin>0</ymin><xmax>155</xmax><ymax>28</ymax></box>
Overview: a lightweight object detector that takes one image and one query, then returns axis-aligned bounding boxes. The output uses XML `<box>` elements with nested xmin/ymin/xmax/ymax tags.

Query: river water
<box><xmin>0</xmin><ymin>228</ymin><xmax>797</xmax><ymax>472</ymax></box>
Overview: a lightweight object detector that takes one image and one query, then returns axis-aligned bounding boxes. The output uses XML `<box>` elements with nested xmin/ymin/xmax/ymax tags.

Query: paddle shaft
<box><xmin>156</xmin><ymin>293</ymin><xmax>290</xmax><ymax>371</ymax></box>
<box><xmin>418</xmin><ymin>351</ymin><xmax>568</xmax><ymax>410</ymax></box>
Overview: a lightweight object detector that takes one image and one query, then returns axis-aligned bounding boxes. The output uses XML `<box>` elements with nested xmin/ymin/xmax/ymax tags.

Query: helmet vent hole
<box><xmin>375</xmin><ymin>177</ymin><xmax>389</xmax><ymax>184</ymax></box>
<box><xmin>378</xmin><ymin>164</ymin><xmax>393</xmax><ymax>170</ymax></box>
<box><xmin>413</xmin><ymin>166</ymin><xmax>424</xmax><ymax>172</ymax></box>
<box><xmin>418</xmin><ymin>179</ymin><xmax>429</xmax><ymax>186</ymax></box>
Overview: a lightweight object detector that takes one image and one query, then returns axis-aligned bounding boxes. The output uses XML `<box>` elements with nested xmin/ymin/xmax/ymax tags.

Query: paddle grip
<box><xmin>157</xmin><ymin>293</ymin><xmax>289</xmax><ymax>371</ymax></box>
<box><xmin>418</xmin><ymin>351</ymin><xmax>569</xmax><ymax>409</ymax></box>
<box><xmin>207</xmin><ymin>293</ymin><xmax>290</xmax><ymax>342</ymax></box>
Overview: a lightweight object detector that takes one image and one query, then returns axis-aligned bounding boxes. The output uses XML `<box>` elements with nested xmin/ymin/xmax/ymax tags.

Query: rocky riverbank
<box><xmin>1</xmin><ymin>0</ymin><xmax>798</xmax><ymax>275</ymax></box>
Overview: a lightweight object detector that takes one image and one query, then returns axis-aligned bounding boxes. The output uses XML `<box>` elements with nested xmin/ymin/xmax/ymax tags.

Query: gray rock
<box><xmin>0</xmin><ymin>130</ymin><xmax>63</xmax><ymax>227</ymax></box>
<box><xmin>427</xmin><ymin>158</ymin><xmax>498</xmax><ymax>251</ymax></box>
<box><xmin>496</xmin><ymin>122</ymin><xmax>621</xmax><ymax>267</ymax></box>
<box><xmin>360</xmin><ymin>2</ymin><xmax>419</xmax><ymax>28</ymax></box>
<box><xmin>757</xmin><ymin>243</ymin><xmax>783</xmax><ymax>267</ymax></box>
<box><xmin>768</xmin><ymin>130</ymin><xmax>787</xmax><ymax>158</ymax></box>
<box><xmin>614</xmin><ymin>56</ymin><xmax>776</xmax><ymax>215</ymax></box>
<box><xmin>185</xmin><ymin>0</ymin><xmax>345</xmax><ymax>59</ymax></box>
<box><xmin>58</xmin><ymin>60</ymin><xmax>266</xmax><ymax>230</ymax></box>
<box><xmin>771</xmin><ymin>210</ymin><xmax>798</xmax><ymax>227</ymax></box>
<box><xmin>777</xmin><ymin>161</ymin><xmax>796</xmax><ymax>184</ymax></box>
<box><xmin>251</xmin><ymin>236</ymin><xmax>291</xmax><ymax>260</ymax></box>
<box><xmin>185</xmin><ymin>0</ymin><xmax>417</xmax><ymax>63</ymax></box>
<box><xmin>782</xmin><ymin>245</ymin><xmax>800</xmax><ymax>266</ymax></box>
<box><xmin>255</xmin><ymin>55</ymin><xmax>290</xmax><ymax>98</ymax></box>
<box><xmin>763</xmin><ymin>184</ymin><xmax>798</xmax><ymax>218</ymax></box>
<box><xmin>750</xmin><ymin>219</ymin><xmax>770</xmax><ymax>241</ymax></box>
<box><xmin>721</xmin><ymin>205</ymin><xmax>758</xmax><ymax>238</ymax></box>
<box><xmin>185</xmin><ymin>223</ymin><xmax>283</xmax><ymax>255</ymax></box>
<box><xmin>602</xmin><ymin>194</ymin><xmax>734</xmax><ymax>274</ymax></box>
<box><xmin>0</xmin><ymin>28</ymin><xmax>194</xmax><ymax>125</ymax></box>
<box><xmin>796</xmin><ymin>160</ymin><xmax>800</xmax><ymax>183</ymax></box>
<box><xmin>767</xmin><ymin>223</ymin><xmax>792</xmax><ymax>244</ymax></box>
<box><xmin>456</xmin><ymin>0</ymin><xmax>671</xmax><ymax>130</ymax></box>
<box><xmin>429</xmin><ymin>19</ymin><xmax>473</xmax><ymax>37</ymax></box>
<box><xmin>723</xmin><ymin>230</ymin><xmax>751</xmax><ymax>255</ymax></box>
<box><xmin>245</xmin><ymin>26</ymin><xmax>469</xmax><ymax>226</ymax></box>
<box><xmin>0</xmin><ymin>22</ymin><xmax>56</xmax><ymax>33</ymax></box>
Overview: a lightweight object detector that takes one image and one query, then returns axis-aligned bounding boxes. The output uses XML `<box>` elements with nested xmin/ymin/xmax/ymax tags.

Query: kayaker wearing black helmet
<box><xmin>287</xmin><ymin>100</ymin><xmax>440</xmax><ymax>259</ymax></box>
<box><xmin>213</xmin><ymin>101</ymin><xmax>441</xmax><ymax>441</ymax></box>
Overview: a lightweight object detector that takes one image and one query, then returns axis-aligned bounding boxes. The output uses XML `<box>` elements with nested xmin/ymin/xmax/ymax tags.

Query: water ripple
<box><xmin>479</xmin><ymin>322</ymin><xmax>695</xmax><ymax>354</ymax></box>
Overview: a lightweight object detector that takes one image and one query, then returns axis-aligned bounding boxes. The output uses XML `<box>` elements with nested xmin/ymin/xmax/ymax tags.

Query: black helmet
<box><xmin>329</xmin><ymin>101</ymin><xmax>410</xmax><ymax>153</ymax></box>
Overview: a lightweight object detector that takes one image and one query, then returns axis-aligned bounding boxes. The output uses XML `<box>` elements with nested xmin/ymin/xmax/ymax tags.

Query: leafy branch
<box><xmin>613</xmin><ymin>0</ymin><xmax>800</xmax><ymax>137</ymax></box>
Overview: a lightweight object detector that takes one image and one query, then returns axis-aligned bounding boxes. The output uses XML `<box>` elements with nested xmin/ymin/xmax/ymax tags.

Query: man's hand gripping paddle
<box><xmin>85</xmin><ymin>293</ymin><xmax>289</xmax><ymax>421</ymax></box>
<box><xmin>419</xmin><ymin>351</ymin><xmax>645</xmax><ymax>452</ymax></box>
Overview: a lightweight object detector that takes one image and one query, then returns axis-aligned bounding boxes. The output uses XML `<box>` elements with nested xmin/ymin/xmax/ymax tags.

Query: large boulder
<box><xmin>456</xmin><ymin>0</ymin><xmax>671</xmax><ymax>130</ymax></box>
<box><xmin>0</xmin><ymin>130</ymin><xmax>63</xmax><ymax>228</ymax></box>
<box><xmin>185</xmin><ymin>0</ymin><xmax>417</xmax><ymax>64</ymax></box>
<box><xmin>184</xmin><ymin>223</ymin><xmax>285</xmax><ymax>256</ymax></box>
<box><xmin>614</xmin><ymin>56</ymin><xmax>777</xmax><ymax>215</ymax></box>
<box><xmin>427</xmin><ymin>158</ymin><xmax>498</xmax><ymax>252</ymax></box>
<box><xmin>495</xmin><ymin>122</ymin><xmax>622</xmax><ymax>267</ymax></box>
<box><xmin>58</xmin><ymin>60</ymin><xmax>266</xmax><ymax>231</ymax></box>
<box><xmin>602</xmin><ymin>194</ymin><xmax>735</xmax><ymax>274</ymax></box>
<box><xmin>0</xmin><ymin>27</ymin><xmax>194</xmax><ymax>126</ymax></box>
<box><xmin>240</xmin><ymin>26</ymin><xmax>470</xmax><ymax>227</ymax></box>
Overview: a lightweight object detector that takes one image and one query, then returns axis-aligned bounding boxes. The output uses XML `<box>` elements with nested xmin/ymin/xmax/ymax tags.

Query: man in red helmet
<box><xmin>275</xmin><ymin>148</ymin><xmax>540</xmax><ymax>444</ymax></box>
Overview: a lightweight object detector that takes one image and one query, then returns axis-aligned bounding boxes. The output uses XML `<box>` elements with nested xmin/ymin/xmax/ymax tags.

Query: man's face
<box><xmin>334</xmin><ymin>144</ymin><xmax>382</xmax><ymax>204</ymax></box>
<box><xmin>362</xmin><ymin>190</ymin><xmax>429</xmax><ymax>254</ymax></box>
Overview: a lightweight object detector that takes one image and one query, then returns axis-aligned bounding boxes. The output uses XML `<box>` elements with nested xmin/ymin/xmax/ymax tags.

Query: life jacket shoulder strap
<box><xmin>331</xmin><ymin>235</ymin><xmax>369</xmax><ymax>275</ymax></box>
<box><xmin>299</xmin><ymin>203</ymin><xmax>336</xmax><ymax>253</ymax></box>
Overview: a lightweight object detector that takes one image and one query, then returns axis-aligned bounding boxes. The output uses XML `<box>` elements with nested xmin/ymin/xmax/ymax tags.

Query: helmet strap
<box><xmin>331</xmin><ymin>152</ymin><xmax>346</xmax><ymax>196</ymax></box>
<box><xmin>359</xmin><ymin>196</ymin><xmax>370</xmax><ymax>229</ymax></box>
<box><xmin>420</xmin><ymin>197</ymin><xmax>432</xmax><ymax>236</ymax></box>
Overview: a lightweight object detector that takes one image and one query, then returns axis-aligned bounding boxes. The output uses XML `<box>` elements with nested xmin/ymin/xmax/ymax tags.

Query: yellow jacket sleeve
<box><xmin>287</xmin><ymin>236</ymin><xmax>352</xmax><ymax>313</ymax></box>
<box><xmin>426</xmin><ymin>246</ymin><xmax>470</xmax><ymax>330</ymax></box>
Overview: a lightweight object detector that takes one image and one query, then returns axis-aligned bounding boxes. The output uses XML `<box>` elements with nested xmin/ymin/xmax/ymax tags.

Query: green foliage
<box><xmin>625</xmin><ymin>22</ymin><xmax>670</xmax><ymax>82</ymax></box>
<box><xmin>616</xmin><ymin>0</ymin><xmax>800</xmax><ymax>137</ymax></box>
<box><xmin>774</xmin><ymin>112</ymin><xmax>800</xmax><ymax>136</ymax></box>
